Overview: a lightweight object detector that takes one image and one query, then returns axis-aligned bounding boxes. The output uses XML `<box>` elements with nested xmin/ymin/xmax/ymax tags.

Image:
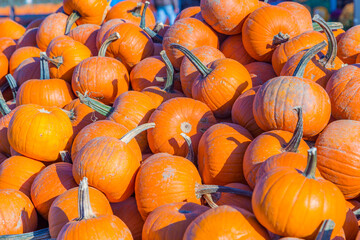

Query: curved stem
<box><xmin>0</xmin><ymin>228</ymin><xmax>50</xmax><ymax>240</ymax></box>
<box><xmin>5</xmin><ymin>74</ymin><xmax>17</xmax><ymax>100</ymax></box>
<box><xmin>195</xmin><ymin>183</ymin><xmax>253</xmax><ymax>199</ymax></box>
<box><xmin>40</xmin><ymin>52</ymin><xmax>50</xmax><ymax>80</ymax></box>
<box><xmin>153</xmin><ymin>22</ymin><xmax>164</xmax><ymax>33</ymax></box>
<box><xmin>77</xmin><ymin>91</ymin><xmax>113</xmax><ymax>117</ymax></box>
<box><xmin>313</xmin><ymin>14</ymin><xmax>337</xmax><ymax>69</ymax></box>
<box><xmin>273</xmin><ymin>32</ymin><xmax>290</xmax><ymax>46</ymax></box>
<box><xmin>0</xmin><ymin>90</ymin><xmax>11</xmax><ymax>116</ymax></box>
<box><xmin>160</xmin><ymin>50</ymin><xmax>175</xmax><ymax>93</ymax></box>
<box><xmin>98</xmin><ymin>32</ymin><xmax>120</xmax><ymax>57</ymax></box>
<box><xmin>120</xmin><ymin>123</ymin><xmax>155</xmax><ymax>144</ymax></box>
<box><xmin>180</xmin><ymin>133</ymin><xmax>195</xmax><ymax>165</ymax></box>
<box><xmin>293</xmin><ymin>41</ymin><xmax>327</xmax><ymax>78</ymax></box>
<box><xmin>76</xmin><ymin>177</ymin><xmax>96</xmax><ymax>220</ymax></box>
<box><xmin>65</xmin><ymin>10</ymin><xmax>80</xmax><ymax>35</ymax></box>
<box><xmin>283</xmin><ymin>106</ymin><xmax>303</xmax><ymax>152</ymax></box>
<box><xmin>130</xmin><ymin>2</ymin><xmax>142</xmax><ymax>17</ymax></box>
<box><xmin>203</xmin><ymin>194</ymin><xmax>218</xmax><ymax>208</ymax></box>
<box><xmin>303</xmin><ymin>147</ymin><xmax>317</xmax><ymax>179</ymax></box>
<box><xmin>139</xmin><ymin>1</ymin><xmax>149</xmax><ymax>29</ymax></box>
<box><xmin>60</xmin><ymin>151</ymin><xmax>72</xmax><ymax>163</ymax></box>
<box><xmin>140</xmin><ymin>1</ymin><xmax>163</xmax><ymax>43</ymax></box>
<box><xmin>170</xmin><ymin>43</ymin><xmax>212</xmax><ymax>78</ymax></box>
<box><xmin>315</xmin><ymin>219</ymin><xmax>335</xmax><ymax>240</ymax></box>
<box><xmin>41</xmin><ymin>54</ymin><xmax>63</xmax><ymax>69</ymax></box>
<box><xmin>313</xmin><ymin>22</ymin><xmax>343</xmax><ymax>32</ymax></box>
<box><xmin>61</xmin><ymin>109</ymin><xmax>75</xmax><ymax>120</ymax></box>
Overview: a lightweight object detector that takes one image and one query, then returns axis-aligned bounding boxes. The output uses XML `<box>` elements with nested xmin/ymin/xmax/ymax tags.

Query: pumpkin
<box><xmin>17</xmin><ymin>52</ymin><xmax>75</xmax><ymax>108</ymax></box>
<box><xmin>3</xmin><ymin>74</ymin><xmax>17</xmax><ymax>109</ymax></box>
<box><xmin>16</xmin><ymin>28</ymin><xmax>38</xmax><ymax>49</ymax></box>
<box><xmin>252</xmin><ymin>148</ymin><xmax>347</xmax><ymax>239</ymax></box>
<box><xmin>220</xmin><ymin>34</ymin><xmax>255</xmax><ymax>66</ymax></box>
<box><xmin>0</xmin><ymin>37</ymin><xmax>16</xmax><ymax>60</ymax></box>
<box><xmin>72</xmin><ymin>123</ymin><xmax>153</xmax><ymax>202</ymax></box>
<box><xmin>72</xmin><ymin>33</ymin><xmax>129</xmax><ymax>105</ymax></box>
<box><xmin>244</xmin><ymin>107</ymin><xmax>310</xmax><ymax>188</ymax></box>
<box><xmin>143</xmin><ymin>202</ymin><xmax>209</xmax><ymax>240</ymax></box>
<box><xmin>163</xmin><ymin>17</ymin><xmax>219</xmax><ymax>70</ymax></box>
<box><xmin>183</xmin><ymin>206</ymin><xmax>270</xmax><ymax>240</ymax></box>
<box><xmin>0</xmin><ymin>19</ymin><xmax>26</xmax><ymax>40</ymax></box>
<box><xmin>31</xmin><ymin>162</ymin><xmax>77</xmax><ymax>220</ymax></box>
<box><xmin>0</xmin><ymin>53</ymin><xmax>8</xmax><ymax>85</ymax></box>
<box><xmin>45</xmin><ymin>35</ymin><xmax>91</xmax><ymax>82</ymax></box>
<box><xmin>48</xmin><ymin>179</ymin><xmax>113</xmax><ymax>238</ymax></box>
<box><xmin>9</xmin><ymin>46</ymin><xmax>41</xmax><ymax>75</ymax></box>
<box><xmin>26</xmin><ymin>17</ymin><xmax>45</xmax><ymax>30</ymax></box>
<box><xmin>343</xmin><ymin>208</ymin><xmax>358</xmax><ymax>240</ymax></box>
<box><xmin>95</xmin><ymin>19</ymin><xmax>126</xmax><ymax>51</ymax></box>
<box><xmin>0</xmin><ymin>189</ymin><xmax>37</xmax><ymax>235</ymax></box>
<box><xmin>334</xmin><ymin>29</ymin><xmax>346</xmax><ymax>43</ymax></box>
<box><xmin>278</xmin><ymin>1</ymin><xmax>313</xmax><ymax>33</ymax></box>
<box><xmin>36</xmin><ymin>13</ymin><xmax>77</xmax><ymax>51</ymax></box>
<box><xmin>242</xmin><ymin>6</ymin><xmax>301</xmax><ymax>62</ymax></box>
<box><xmin>7</xmin><ymin>104</ymin><xmax>73</xmax><ymax>162</ymax></box>
<box><xmin>338</xmin><ymin>25</ymin><xmax>360</xmax><ymax>64</ymax></box>
<box><xmin>316</xmin><ymin>120</ymin><xmax>360</xmax><ymax>199</ymax></box>
<box><xmin>244</xmin><ymin>62</ymin><xmax>276</xmax><ymax>86</ymax></box>
<box><xmin>0</xmin><ymin>101</ymin><xmax>16</xmax><ymax>156</ymax></box>
<box><xmin>57</xmin><ymin>177</ymin><xmax>133</xmax><ymax>240</ymax></box>
<box><xmin>216</xmin><ymin>183</ymin><xmax>253</xmax><ymax>213</ymax></box>
<box><xmin>174</xmin><ymin>6</ymin><xmax>201</xmax><ymax>22</ymax></box>
<box><xmin>13</xmin><ymin>57</ymin><xmax>40</xmax><ymax>87</ymax></box>
<box><xmin>69</xmin><ymin>24</ymin><xmax>100</xmax><ymax>56</ymax></box>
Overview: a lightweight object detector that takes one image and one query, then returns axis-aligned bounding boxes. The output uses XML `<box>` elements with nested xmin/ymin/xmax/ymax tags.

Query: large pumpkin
<box><xmin>337</xmin><ymin>25</ymin><xmax>360</xmax><ymax>64</ymax></box>
<box><xmin>220</xmin><ymin>34</ymin><xmax>255</xmax><ymax>66</ymax></box>
<box><xmin>95</xmin><ymin>19</ymin><xmax>126</xmax><ymax>51</ymax></box>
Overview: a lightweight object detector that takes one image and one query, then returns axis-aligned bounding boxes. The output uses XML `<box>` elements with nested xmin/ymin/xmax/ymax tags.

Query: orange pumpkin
<box><xmin>244</xmin><ymin>62</ymin><xmax>276</xmax><ymax>86</ymax></box>
<box><xmin>0</xmin><ymin>53</ymin><xmax>8</xmax><ymax>85</ymax></box>
<box><xmin>338</xmin><ymin>25</ymin><xmax>360</xmax><ymax>64</ymax></box>
<box><xmin>0</xmin><ymin>19</ymin><xmax>26</xmax><ymax>40</ymax></box>
<box><xmin>174</xmin><ymin>6</ymin><xmax>200</xmax><ymax>22</ymax></box>
<box><xmin>26</xmin><ymin>17</ymin><xmax>45</xmax><ymax>30</ymax></box>
<box><xmin>220</xmin><ymin>34</ymin><xmax>255</xmax><ymax>66</ymax></box>
<box><xmin>16</xmin><ymin>28</ymin><xmax>38</xmax><ymax>49</ymax></box>
<box><xmin>0</xmin><ymin>100</ymin><xmax>16</xmax><ymax>156</ymax></box>
<box><xmin>95</xmin><ymin>19</ymin><xmax>126</xmax><ymax>51</ymax></box>
<box><xmin>216</xmin><ymin>183</ymin><xmax>253</xmax><ymax>213</ymax></box>
<box><xmin>12</xmin><ymin>57</ymin><xmax>40</xmax><ymax>87</ymax></box>
<box><xmin>0</xmin><ymin>37</ymin><xmax>16</xmax><ymax>60</ymax></box>
<box><xmin>9</xmin><ymin>46</ymin><xmax>41</xmax><ymax>75</ymax></box>
<box><xmin>278</xmin><ymin>1</ymin><xmax>313</xmax><ymax>33</ymax></box>
<box><xmin>69</xmin><ymin>24</ymin><xmax>100</xmax><ymax>56</ymax></box>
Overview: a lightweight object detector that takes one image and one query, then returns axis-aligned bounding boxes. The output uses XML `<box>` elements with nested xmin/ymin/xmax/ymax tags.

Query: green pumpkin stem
<box><xmin>273</xmin><ymin>32</ymin><xmax>290</xmax><ymax>46</ymax></box>
<box><xmin>98</xmin><ymin>32</ymin><xmax>120</xmax><ymax>57</ymax></box>
<box><xmin>40</xmin><ymin>52</ymin><xmax>50</xmax><ymax>80</ymax></box>
<box><xmin>315</xmin><ymin>219</ymin><xmax>335</xmax><ymax>240</ymax></box>
<box><xmin>283</xmin><ymin>106</ymin><xmax>303</xmax><ymax>153</ymax></box>
<box><xmin>65</xmin><ymin>10</ymin><xmax>81</xmax><ymax>35</ymax></box>
<box><xmin>60</xmin><ymin>151</ymin><xmax>72</xmax><ymax>164</ymax></box>
<box><xmin>120</xmin><ymin>123</ymin><xmax>155</xmax><ymax>144</ymax></box>
<box><xmin>0</xmin><ymin>89</ymin><xmax>11</xmax><ymax>116</ymax></box>
<box><xmin>160</xmin><ymin>50</ymin><xmax>176</xmax><ymax>93</ymax></box>
<box><xmin>152</xmin><ymin>22</ymin><xmax>164</xmax><ymax>33</ymax></box>
<box><xmin>353</xmin><ymin>208</ymin><xmax>360</xmax><ymax>218</ymax></box>
<box><xmin>313</xmin><ymin>22</ymin><xmax>343</xmax><ymax>32</ymax></box>
<box><xmin>140</xmin><ymin>1</ymin><xmax>163</xmax><ymax>43</ymax></box>
<box><xmin>61</xmin><ymin>109</ymin><xmax>75</xmax><ymax>120</ymax></box>
<box><xmin>41</xmin><ymin>53</ymin><xmax>63</xmax><ymax>69</ymax></box>
<box><xmin>203</xmin><ymin>194</ymin><xmax>219</xmax><ymax>209</ymax></box>
<box><xmin>180</xmin><ymin>133</ymin><xmax>196</xmax><ymax>165</ymax></box>
<box><xmin>170</xmin><ymin>43</ymin><xmax>212</xmax><ymax>78</ymax></box>
<box><xmin>76</xmin><ymin>177</ymin><xmax>96</xmax><ymax>220</ymax></box>
<box><xmin>5</xmin><ymin>74</ymin><xmax>18</xmax><ymax>100</ymax></box>
<box><xmin>313</xmin><ymin>14</ymin><xmax>337</xmax><ymax>69</ymax></box>
<box><xmin>77</xmin><ymin>91</ymin><xmax>114</xmax><ymax>117</ymax></box>
<box><xmin>293</xmin><ymin>41</ymin><xmax>327</xmax><ymax>78</ymax></box>
<box><xmin>130</xmin><ymin>2</ymin><xmax>142</xmax><ymax>17</ymax></box>
<box><xmin>303</xmin><ymin>147</ymin><xmax>318</xmax><ymax>179</ymax></box>
<box><xmin>195</xmin><ymin>183</ymin><xmax>252</xmax><ymax>199</ymax></box>
<box><xmin>0</xmin><ymin>228</ymin><xmax>51</xmax><ymax>239</ymax></box>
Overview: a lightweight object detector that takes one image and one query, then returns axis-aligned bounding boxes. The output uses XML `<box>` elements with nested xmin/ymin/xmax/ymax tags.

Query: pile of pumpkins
<box><xmin>1</xmin><ymin>0</ymin><xmax>360</xmax><ymax>239</ymax></box>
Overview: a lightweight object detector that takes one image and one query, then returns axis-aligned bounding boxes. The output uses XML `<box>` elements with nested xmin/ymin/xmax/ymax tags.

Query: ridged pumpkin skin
<box><xmin>111</xmin><ymin>197</ymin><xmax>144</xmax><ymax>240</ymax></box>
<box><xmin>0</xmin><ymin>19</ymin><xmax>26</xmax><ymax>40</ymax></box>
<box><xmin>242</xmin><ymin>6</ymin><xmax>301</xmax><ymax>62</ymax></box>
<box><xmin>180</xmin><ymin>46</ymin><xmax>225</xmax><ymax>98</ymax></box>
<box><xmin>31</xmin><ymin>162</ymin><xmax>78</xmax><ymax>220</ymax></box>
<box><xmin>0</xmin><ymin>53</ymin><xmax>8</xmax><ymax>86</ymax></box>
<box><xmin>95</xmin><ymin>19</ymin><xmax>126</xmax><ymax>50</ymax></box>
<box><xmin>0</xmin><ymin>156</ymin><xmax>45</xmax><ymax>197</ymax></box>
<box><xmin>326</xmin><ymin>65</ymin><xmax>360</xmax><ymax>120</ymax></box>
<box><xmin>9</xmin><ymin>46</ymin><xmax>41</xmax><ymax>75</ymax></box>
<box><xmin>135</xmin><ymin>153</ymin><xmax>202</xmax><ymax>219</ymax></box>
<box><xmin>148</xmin><ymin>97</ymin><xmax>216</xmax><ymax>157</ymax></box>
<box><xmin>0</xmin><ymin>37</ymin><xmax>16</xmax><ymax>60</ymax></box>
<box><xmin>48</xmin><ymin>186</ymin><xmax>113</xmax><ymax>238</ymax></box>
<box><xmin>143</xmin><ymin>202</ymin><xmax>209</xmax><ymax>240</ymax></box>
<box><xmin>278</xmin><ymin>2</ymin><xmax>313</xmax><ymax>33</ymax></box>
<box><xmin>220</xmin><ymin>34</ymin><xmax>255</xmax><ymax>65</ymax></box>
<box><xmin>183</xmin><ymin>206</ymin><xmax>270</xmax><ymax>240</ymax></box>
<box><xmin>243</xmin><ymin>130</ymin><xmax>309</xmax><ymax>189</ymax></box>
<box><xmin>7</xmin><ymin>104</ymin><xmax>74</xmax><ymax>162</ymax></box>
<box><xmin>174</xmin><ymin>6</ymin><xmax>201</xmax><ymax>22</ymax></box>
<box><xmin>69</xmin><ymin>24</ymin><xmax>100</xmax><ymax>56</ymax></box>
<box><xmin>0</xmin><ymin>108</ymin><xmax>16</xmax><ymax>155</ymax></box>
<box><xmin>244</xmin><ymin>62</ymin><xmax>276</xmax><ymax>87</ymax></box>
<box><xmin>163</xmin><ymin>18</ymin><xmax>219</xmax><ymax>70</ymax></box>
<box><xmin>13</xmin><ymin>57</ymin><xmax>40</xmax><ymax>86</ymax></box>
<box><xmin>198</xmin><ymin>123</ymin><xmax>253</xmax><ymax>185</ymax></box>
<box><xmin>316</xmin><ymin>120</ymin><xmax>360</xmax><ymax>199</ymax></box>
<box><xmin>253</xmin><ymin>76</ymin><xmax>331</xmax><ymax>138</ymax></box>
<box><xmin>0</xmin><ymin>189</ymin><xmax>37</xmax><ymax>235</ymax></box>
<box><xmin>338</xmin><ymin>25</ymin><xmax>360</xmax><ymax>64</ymax></box>
<box><xmin>216</xmin><ymin>183</ymin><xmax>253</xmax><ymax>213</ymax></box>
<box><xmin>200</xmin><ymin>0</ymin><xmax>259</xmax><ymax>35</ymax></box>
<box><xmin>16</xmin><ymin>28</ymin><xmax>38</xmax><ymax>49</ymax></box>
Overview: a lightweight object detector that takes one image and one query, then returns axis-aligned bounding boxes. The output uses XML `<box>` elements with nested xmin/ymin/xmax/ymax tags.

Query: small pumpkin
<box><xmin>0</xmin><ymin>19</ymin><xmax>26</xmax><ymax>40</ymax></box>
<box><xmin>220</xmin><ymin>34</ymin><xmax>255</xmax><ymax>66</ymax></box>
<box><xmin>0</xmin><ymin>37</ymin><xmax>16</xmax><ymax>60</ymax></box>
<box><xmin>13</xmin><ymin>57</ymin><xmax>40</xmax><ymax>87</ymax></box>
<box><xmin>69</xmin><ymin>24</ymin><xmax>100</xmax><ymax>56</ymax></box>
<box><xmin>9</xmin><ymin>46</ymin><xmax>41</xmax><ymax>75</ymax></box>
<box><xmin>174</xmin><ymin>6</ymin><xmax>201</xmax><ymax>22</ymax></box>
<box><xmin>16</xmin><ymin>28</ymin><xmax>38</xmax><ymax>49</ymax></box>
<box><xmin>338</xmin><ymin>25</ymin><xmax>360</xmax><ymax>64</ymax></box>
<box><xmin>244</xmin><ymin>62</ymin><xmax>276</xmax><ymax>87</ymax></box>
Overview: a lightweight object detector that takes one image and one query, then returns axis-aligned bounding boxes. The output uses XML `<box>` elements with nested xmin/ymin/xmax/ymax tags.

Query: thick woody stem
<box><xmin>65</xmin><ymin>10</ymin><xmax>80</xmax><ymax>35</ymax></box>
<box><xmin>60</xmin><ymin>151</ymin><xmax>72</xmax><ymax>163</ymax></box>
<box><xmin>180</xmin><ymin>133</ymin><xmax>195</xmax><ymax>165</ymax></box>
<box><xmin>41</xmin><ymin>54</ymin><xmax>63</xmax><ymax>69</ymax></box>
<box><xmin>203</xmin><ymin>194</ymin><xmax>218</xmax><ymax>208</ymax></box>
<box><xmin>40</xmin><ymin>52</ymin><xmax>50</xmax><ymax>80</ymax></box>
<box><xmin>283</xmin><ymin>106</ymin><xmax>303</xmax><ymax>153</ymax></box>
<box><xmin>195</xmin><ymin>183</ymin><xmax>253</xmax><ymax>199</ymax></box>
<box><xmin>130</xmin><ymin>2</ymin><xmax>142</xmax><ymax>17</ymax></box>
<box><xmin>273</xmin><ymin>32</ymin><xmax>290</xmax><ymax>46</ymax></box>
<box><xmin>303</xmin><ymin>147</ymin><xmax>318</xmax><ymax>179</ymax></box>
<box><xmin>120</xmin><ymin>123</ymin><xmax>155</xmax><ymax>144</ymax></box>
<box><xmin>315</xmin><ymin>219</ymin><xmax>335</xmax><ymax>240</ymax></box>
<box><xmin>5</xmin><ymin>74</ymin><xmax>17</xmax><ymax>100</ymax></box>
<box><xmin>98</xmin><ymin>32</ymin><xmax>120</xmax><ymax>57</ymax></box>
<box><xmin>160</xmin><ymin>50</ymin><xmax>175</xmax><ymax>93</ymax></box>
<box><xmin>76</xmin><ymin>177</ymin><xmax>96</xmax><ymax>220</ymax></box>
<box><xmin>77</xmin><ymin>91</ymin><xmax>114</xmax><ymax>117</ymax></box>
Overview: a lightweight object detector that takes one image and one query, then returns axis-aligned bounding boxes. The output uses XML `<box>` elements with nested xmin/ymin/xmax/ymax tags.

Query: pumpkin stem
<box><xmin>180</xmin><ymin>133</ymin><xmax>196</xmax><ymax>165</ymax></box>
<box><xmin>203</xmin><ymin>194</ymin><xmax>218</xmax><ymax>209</ymax></box>
<box><xmin>140</xmin><ymin>1</ymin><xmax>163</xmax><ymax>43</ymax></box>
<box><xmin>153</xmin><ymin>22</ymin><xmax>164</xmax><ymax>33</ymax></box>
<box><xmin>41</xmin><ymin>53</ymin><xmax>63</xmax><ymax>69</ymax></box>
<box><xmin>0</xmin><ymin>228</ymin><xmax>51</xmax><ymax>239</ymax></box>
<box><xmin>273</xmin><ymin>32</ymin><xmax>290</xmax><ymax>46</ymax></box>
<box><xmin>315</xmin><ymin>219</ymin><xmax>335</xmax><ymax>240</ymax></box>
<box><xmin>264</xmin><ymin>0</ymin><xmax>269</xmax><ymax>3</ymax></box>
<box><xmin>303</xmin><ymin>147</ymin><xmax>318</xmax><ymax>179</ymax></box>
<box><xmin>76</xmin><ymin>177</ymin><xmax>96</xmax><ymax>220</ymax></box>
<box><xmin>0</xmin><ymin>89</ymin><xmax>11</xmax><ymax>116</ymax></box>
<box><xmin>139</xmin><ymin>1</ymin><xmax>149</xmax><ymax>29</ymax></box>
<box><xmin>313</xmin><ymin>14</ymin><xmax>337</xmax><ymax>69</ymax></box>
<box><xmin>160</xmin><ymin>50</ymin><xmax>176</xmax><ymax>93</ymax></box>
<box><xmin>130</xmin><ymin>2</ymin><xmax>142</xmax><ymax>17</ymax></box>
<box><xmin>195</xmin><ymin>183</ymin><xmax>252</xmax><ymax>199</ymax></box>
<box><xmin>293</xmin><ymin>41</ymin><xmax>327</xmax><ymax>78</ymax></box>
<box><xmin>283</xmin><ymin>106</ymin><xmax>303</xmax><ymax>153</ymax></box>
<box><xmin>61</xmin><ymin>109</ymin><xmax>75</xmax><ymax>120</ymax></box>
<box><xmin>98</xmin><ymin>32</ymin><xmax>120</xmax><ymax>57</ymax></box>
<box><xmin>170</xmin><ymin>43</ymin><xmax>212</xmax><ymax>78</ymax></box>
<box><xmin>65</xmin><ymin>10</ymin><xmax>80</xmax><ymax>35</ymax></box>
<box><xmin>312</xmin><ymin>22</ymin><xmax>343</xmax><ymax>32</ymax></box>
<box><xmin>60</xmin><ymin>151</ymin><xmax>72</xmax><ymax>163</ymax></box>
<box><xmin>5</xmin><ymin>74</ymin><xmax>18</xmax><ymax>100</ymax></box>
<box><xmin>77</xmin><ymin>91</ymin><xmax>114</xmax><ymax>117</ymax></box>
<box><xmin>40</xmin><ymin>52</ymin><xmax>50</xmax><ymax>80</ymax></box>
<box><xmin>353</xmin><ymin>208</ymin><xmax>360</xmax><ymax>219</ymax></box>
<box><xmin>120</xmin><ymin>123</ymin><xmax>155</xmax><ymax>144</ymax></box>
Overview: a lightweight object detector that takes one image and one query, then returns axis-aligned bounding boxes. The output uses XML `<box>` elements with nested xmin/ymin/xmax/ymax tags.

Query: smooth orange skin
<box><xmin>200</xmin><ymin>0</ymin><xmax>259</xmax><ymax>35</ymax></box>
<box><xmin>316</xmin><ymin>120</ymin><xmax>360</xmax><ymax>199</ymax></box>
<box><xmin>244</xmin><ymin>62</ymin><xmax>276</xmax><ymax>87</ymax></box>
<box><xmin>9</xmin><ymin>46</ymin><xmax>41</xmax><ymax>75</ymax></box>
<box><xmin>72</xmin><ymin>56</ymin><xmax>129</xmax><ymax>105</ymax></box>
<box><xmin>46</xmin><ymin>36</ymin><xmax>91</xmax><ymax>82</ymax></box>
<box><xmin>272</xmin><ymin>31</ymin><xmax>326</xmax><ymax>75</ymax></box>
<box><xmin>326</xmin><ymin>65</ymin><xmax>360</xmax><ymax>120</ymax></box>
<box><xmin>163</xmin><ymin>18</ymin><xmax>219</xmax><ymax>70</ymax></box>
<box><xmin>180</xmin><ymin>46</ymin><xmax>225</xmax><ymax>98</ymax></box>
<box><xmin>216</xmin><ymin>183</ymin><xmax>253</xmax><ymax>213</ymax></box>
<box><xmin>198</xmin><ymin>123</ymin><xmax>253</xmax><ymax>185</ymax></box>
<box><xmin>7</xmin><ymin>104</ymin><xmax>74</xmax><ymax>162</ymax></box>
<box><xmin>243</xmin><ymin>130</ymin><xmax>309</xmax><ymax>189</ymax></box>
<box><xmin>278</xmin><ymin>2</ymin><xmax>313</xmax><ymax>33</ymax></box>
<box><xmin>220</xmin><ymin>34</ymin><xmax>255</xmax><ymax>65</ymax></box>
<box><xmin>69</xmin><ymin>24</ymin><xmax>100</xmax><ymax>56</ymax></box>
<box><xmin>96</xmin><ymin>19</ymin><xmax>126</xmax><ymax>51</ymax></box>
<box><xmin>48</xmin><ymin>186</ymin><xmax>113</xmax><ymax>238</ymax></box>
<box><xmin>0</xmin><ymin>156</ymin><xmax>45</xmax><ymax>197</ymax></box>
<box><xmin>148</xmin><ymin>97</ymin><xmax>216</xmax><ymax>157</ymax></box>
<box><xmin>105</xmin><ymin>0</ymin><xmax>155</xmax><ymax>27</ymax></box>
<box><xmin>31</xmin><ymin>162</ymin><xmax>77</xmax><ymax>220</ymax></box>
<box><xmin>26</xmin><ymin>17</ymin><xmax>45</xmax><ymax>30</ymax></box>
<box><xmin>103</xmin><ymin>23</ymin><xmax>154</xmax><ymax>70</ymax></box>
<box><xmin>252</xmin><ymin>167</ymin><xmax>347</xmax><ymax>239</ymax></box>
<box><xmin>0</xmin><ymin>189</ymin><xmax>37</xmax><ymax>235</ymax></box>
<box><xmin>143</xmin><ymin>202</ymin><xmax>209</xmax><ymax>240</ymax></box>
<box><xmin>111</xmin><ymin>197</ymin><xmax>144</xmax><ymax>240</ymax></box>
<box><xmin>192</xmin><ymin>58</ymin><xmax>252</xmax><ymax>118</ymax></box>
<box><xmin>183</xmin><ymin>206</ymin><xmax>270</xmax><ymax>240</ymax></box>
<box><xmin>174</xmin><ymin>6</ymin><xmax>201</xmax><ymax>22</ymax></box>
<box><xmin>0</xmin><ymin>37</ymin><xmax>16</xmax><ymax>60</ymax></box>
<box><xmin>36</xmin><ymin>13</ymin><xmax>77</xmax><ymax>51</ymax></box>
<box><xmin>338</xmin><ymin>25</ymin><xmax>360</xmax><ymax>64</ymax></box>
<box><xmin>253</xmin><ymin>76</ymin><xmax>331</xmax><ymax>138</ymax></box>
<box><xmin>242</xmin><ymin>6</ymin><xmax>301</xmax><ymax>62</ymax></box>
<box><xmin>13</xmin><ymin>57</ymin><xmax>40</xmax><ymax>86</ymax></box>
<box><xmin>0</xmin><ymin>19</ymin><xmax>26</xmax><ymax>40</ymax></box>
<box><xmin>16</xmin><ymin>28</ymin><xmax>38</xmax><ymax>49</ymax></box>
<box><xmin>0</xmin><ymin>52</ymin><xmax>8</xmax><ymax>85</ymax></box>
<box><xmin>135</xmin><ymin>153</ymin><xmax>202</xmax><ymax>220</ymax></box>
